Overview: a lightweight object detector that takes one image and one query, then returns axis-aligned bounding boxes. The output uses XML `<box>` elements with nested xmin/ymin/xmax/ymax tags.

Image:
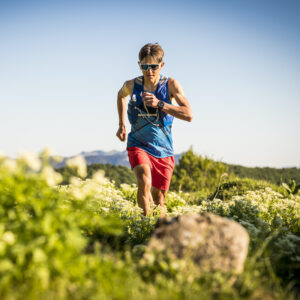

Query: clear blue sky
<box><xmin>0</xmin><ymin>0</ymin><xmax>299</xmax><ymax>168</ymax></box>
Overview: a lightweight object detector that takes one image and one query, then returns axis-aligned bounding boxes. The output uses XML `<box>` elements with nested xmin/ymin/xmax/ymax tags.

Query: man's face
<box><xmin>139</xmin><ymin>56</ymin><xmax>164</xmax><ymax>80</ymax></box>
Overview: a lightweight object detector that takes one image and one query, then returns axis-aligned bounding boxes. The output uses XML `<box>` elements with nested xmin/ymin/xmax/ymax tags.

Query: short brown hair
<box><xmin>139</xmin><ymin>43</ymin><xmax>164</xmax><ymax>63</ymax></box>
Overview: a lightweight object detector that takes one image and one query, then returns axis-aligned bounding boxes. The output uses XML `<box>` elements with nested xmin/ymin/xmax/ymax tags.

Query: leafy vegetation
<box><xmin>0</xmin><ymin>148</ymin><xmax>299</xmax><ymax>299</ymax></box>
<box><xmin>281</xmin><ymin>179</ymin><xmax>300</xmax><ymax>197</ymax></box>
<box><xmin>225</xmin><ymin>163</ymin><xmax>300</xmax><ymax>186</ymax></box>
<box><xmin>170</xmin><ymin>148</ymin><xmax>232</xmax><ymax>194</ymax></box>
<box><xmin>170</xmin><ymin>148</ymin><xmax>300</xmax><ymax>202</ymax></box>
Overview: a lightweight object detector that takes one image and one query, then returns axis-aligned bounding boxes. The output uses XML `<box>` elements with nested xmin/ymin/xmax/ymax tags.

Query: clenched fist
<box><xmin>116</xmin><ymin>125</ymin><xmax>127</xmax><ymax>142</ymax></box>
<box><xmin>142</xmin><ymin>92</ymin><xmax>159</xmax><ymax>108</ymax></box>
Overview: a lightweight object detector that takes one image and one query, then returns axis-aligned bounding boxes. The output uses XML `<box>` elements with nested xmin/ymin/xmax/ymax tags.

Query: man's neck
<box><xmin>143</xmin><ymin>75</ymin><xmax>160</xmax><ymax>92</ymax></box>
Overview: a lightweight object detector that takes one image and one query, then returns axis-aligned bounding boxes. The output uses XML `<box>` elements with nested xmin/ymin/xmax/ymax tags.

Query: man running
<box><xmin>116</xmin><ymin>42</ymin><xmax>193</xmax><ymax>217</ymax></box>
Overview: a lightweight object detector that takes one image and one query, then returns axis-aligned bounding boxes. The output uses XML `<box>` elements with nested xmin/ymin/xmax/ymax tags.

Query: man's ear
<box><xmin>160</xmin><ymin>62</ymin><xmax>165</xmax><ymax>69</ymax></box>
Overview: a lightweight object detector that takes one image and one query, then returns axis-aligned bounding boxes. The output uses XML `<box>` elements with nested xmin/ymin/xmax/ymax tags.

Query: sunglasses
<box><xmin>139</xmin><ymin>63</ymin><xmax>161</xmax><ymax>71</ymax></box>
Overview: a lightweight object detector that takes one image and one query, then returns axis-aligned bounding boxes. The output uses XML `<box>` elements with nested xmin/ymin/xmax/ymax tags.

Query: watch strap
<box><xmin>158</xmin><ymin>100</ymin><xmax>165</xmax><ymax>110</ymax></box>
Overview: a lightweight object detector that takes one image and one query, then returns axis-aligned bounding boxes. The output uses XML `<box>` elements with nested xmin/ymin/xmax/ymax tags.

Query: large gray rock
<box><xmin>145</xmin><ymin>213</ymin><xmax>249</xmax><ymax>274</ymax></box>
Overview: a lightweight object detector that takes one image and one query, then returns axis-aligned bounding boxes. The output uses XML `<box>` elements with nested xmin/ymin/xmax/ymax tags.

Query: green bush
<box><xmin>0</xmin><ymin>151</ymin><xmax>133</xmax><ymax>299</ymax></box>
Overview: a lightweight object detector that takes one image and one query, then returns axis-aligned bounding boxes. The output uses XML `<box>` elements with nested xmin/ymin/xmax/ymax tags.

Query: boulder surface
<box><xmin>145</xmin><ymin>213</ymin><xmax>250</xmax><ymax>273</ymax></box>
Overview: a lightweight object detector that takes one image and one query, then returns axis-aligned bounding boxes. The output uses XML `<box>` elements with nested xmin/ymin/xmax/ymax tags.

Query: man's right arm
<box><xmin>116</xmin><ymin>80</ymin><xmax>133</xmax><ymax>142</ymax></box>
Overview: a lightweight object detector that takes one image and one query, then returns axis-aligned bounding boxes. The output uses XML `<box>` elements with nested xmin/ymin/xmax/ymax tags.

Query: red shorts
<box><xmin>127</xmin><ymin>146</ymin><xmax>175</xmax><ymax>191</ymax></box>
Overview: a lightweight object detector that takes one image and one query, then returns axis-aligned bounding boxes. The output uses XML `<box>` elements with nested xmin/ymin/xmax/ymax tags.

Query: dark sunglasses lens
<box><xmin>150</xmin><ymin>64</ymin><xmax>159</xmax><ymax>70</ymax></box>
<box><xmin>141</xmin><ymin>64</ymin><xmax>149</xmax><ymax>70</ymax></box>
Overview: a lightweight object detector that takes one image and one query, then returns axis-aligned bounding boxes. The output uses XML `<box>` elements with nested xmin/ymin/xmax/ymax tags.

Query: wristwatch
<box><xmin>157</xmin><ymin>100</ymin><xmax>165</xmax><ymax>110</ymax></box>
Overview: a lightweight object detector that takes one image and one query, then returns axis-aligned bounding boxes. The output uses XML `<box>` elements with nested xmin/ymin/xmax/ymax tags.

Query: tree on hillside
<box><xmin>170</xmin><ymin>147</ymin><xmax>231</xmax><ymax>192</ymax></box>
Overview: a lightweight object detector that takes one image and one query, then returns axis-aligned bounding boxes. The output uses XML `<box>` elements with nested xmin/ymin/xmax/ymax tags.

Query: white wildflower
<box><xmin>52</xmin><ymin>155</ymin><xmax>64</xmax><ymax>163</ymax></box>
<box><xmin>39</xmin><ymin>146</ymin><xmax>54</xmax><ymax>158</ymax></box>
<box><xmin>66</xmin><ymin>155</ymin><xmax>87</xmax><ymax>178</ymax></box>
<box><xmin>92</xmin><ymin>170</ymin><xmax>108</xmax><ymax>185</ymax></box>
<box><xmin>0</xmin><ymin>150</ymin><xmax>6</xmax><ymax>160</ymax></box>
<box><xmin>41</xmin><ymin>166</ymin><xmax>63</xmax><ymax>186</ymax></box>
<box><xmin>71</xmin><ymin>188</ymin><xmax>86</xmax><ymax>200</ymax></box>
<box><xmin>2</xmin><ymin>232</ymin><xmax>15</xmax><ymax>245</ymax></box>
<box><xmin>70</xmin><ymin>176</ymin><xmax>83</xmax><ymax>186</ymax></box>
<box><xmin>17</xmin><ymin>150</ymin><xmax>41</xmax><ymax>171</ymax></box>
<box><xmin>1</xmin><ymin>159</ymin><xmax>18</xmax><ymax>173</ymax></box>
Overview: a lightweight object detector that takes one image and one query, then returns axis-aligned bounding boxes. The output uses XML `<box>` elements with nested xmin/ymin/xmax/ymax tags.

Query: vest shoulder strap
<box><xmin>159</xmin><ymin>75</ymin><xmax>168</xmax><ymax>85</ymax></box>
<box><xmin>135</xmin><ymin>75</ymin><xmax>168</xmax><ymax>86</ymax></box>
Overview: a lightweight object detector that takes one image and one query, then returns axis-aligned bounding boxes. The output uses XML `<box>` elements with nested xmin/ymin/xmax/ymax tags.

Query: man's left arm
<box><xmin>163</xmin><ymin>78</ymin><xmax>193</xmax><ymax>121</ymax></box>
<box><xmin>143</xmin><ymin>78</ymin><xmax>193</xmax><ymax>122</ymax></box>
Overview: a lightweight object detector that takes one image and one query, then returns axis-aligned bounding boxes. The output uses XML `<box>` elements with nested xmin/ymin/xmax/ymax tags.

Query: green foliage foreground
<box><xmin>0</xmin><ymin>149</ymin><xmax>299</xmax><ymax>299</ymax></box>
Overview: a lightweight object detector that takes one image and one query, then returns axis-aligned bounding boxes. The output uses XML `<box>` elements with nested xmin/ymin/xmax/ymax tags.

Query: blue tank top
<box><xmin>126</xmin><ymin>74</ymin><xmax>174</xmax><ymax>158</ymax></box>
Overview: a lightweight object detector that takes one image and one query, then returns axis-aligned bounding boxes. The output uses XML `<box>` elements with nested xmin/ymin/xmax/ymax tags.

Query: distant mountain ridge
<box><xmin>52</xmin><ymin>149</ymin><xmax>182</xmax><ymax>169</ymax></box>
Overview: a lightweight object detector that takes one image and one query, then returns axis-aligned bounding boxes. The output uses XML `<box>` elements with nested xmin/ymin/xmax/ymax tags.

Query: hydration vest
<box><xmin>127</xmin><ymin>74</ymin><xmax>174</xmax><ymax>128</ymax></box>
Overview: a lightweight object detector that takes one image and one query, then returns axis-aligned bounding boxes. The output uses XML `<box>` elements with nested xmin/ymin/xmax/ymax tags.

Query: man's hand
<box><xmin>116</xmin><ymin>125</ymin><xmax>127</xmax><ymax>142</ymax></box>
<box><xmin>142</xmin><ymin>92</ymin><xmax>159</xmax><ymax>108</ymax></box>
<box><xmin>116</xmin><ymin>79</ymin><xmax>133</xmax><ymax>141</ymax></box>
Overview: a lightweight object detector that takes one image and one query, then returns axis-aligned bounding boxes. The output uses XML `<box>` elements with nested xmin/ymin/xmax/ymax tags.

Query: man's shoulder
<box><xmin>122</xmin><ymin>78</ymin><xmax>135</xmax><ymax>95</ymax></box>
<box><xmin>168</xmin><ymin>77</ymin><xmax>184</xmax><ymax>91</ymax></box>
<box><xmin>167</xmin><ymin>77</ymin><xmax>177</xmax><ymax>86</ymax></box>
<box><xmin>124</xmin><ymin>78</ymin><xmax>134</xmax><ymax>88</ymax></box>
<box><xmin>124</xmin><ymin>76</ymin><xmax>144</xmax><ymax>93</ymax></box>
<box><xmin>167</xmin><ymin>77</ymin><xmax>178</xmax><ymax>93</ymax></box>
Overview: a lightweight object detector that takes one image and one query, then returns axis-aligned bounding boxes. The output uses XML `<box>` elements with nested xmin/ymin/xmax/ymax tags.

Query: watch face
<box><xmin>158</xmin><ymin>101</ymin><xmax>165</xmax><ymax>109</ymax></box>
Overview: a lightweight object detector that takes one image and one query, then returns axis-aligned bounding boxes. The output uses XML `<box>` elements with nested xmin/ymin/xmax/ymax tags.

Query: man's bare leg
<box><xmin>151</xmin><ymin>186</ymin><xmax>168</xmax><ymax>217</ymax></box>
<box><xmin>133</xmin><ymin>164</ymin><xmax>152</xmax><ymax>216</ymax></box>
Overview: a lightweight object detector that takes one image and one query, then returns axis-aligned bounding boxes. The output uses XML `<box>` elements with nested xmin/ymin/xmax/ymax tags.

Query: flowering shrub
<box><xmin>169</xmin><ymin>188</ymin><xmax>300</xmax><ymax>286</ymax></box>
